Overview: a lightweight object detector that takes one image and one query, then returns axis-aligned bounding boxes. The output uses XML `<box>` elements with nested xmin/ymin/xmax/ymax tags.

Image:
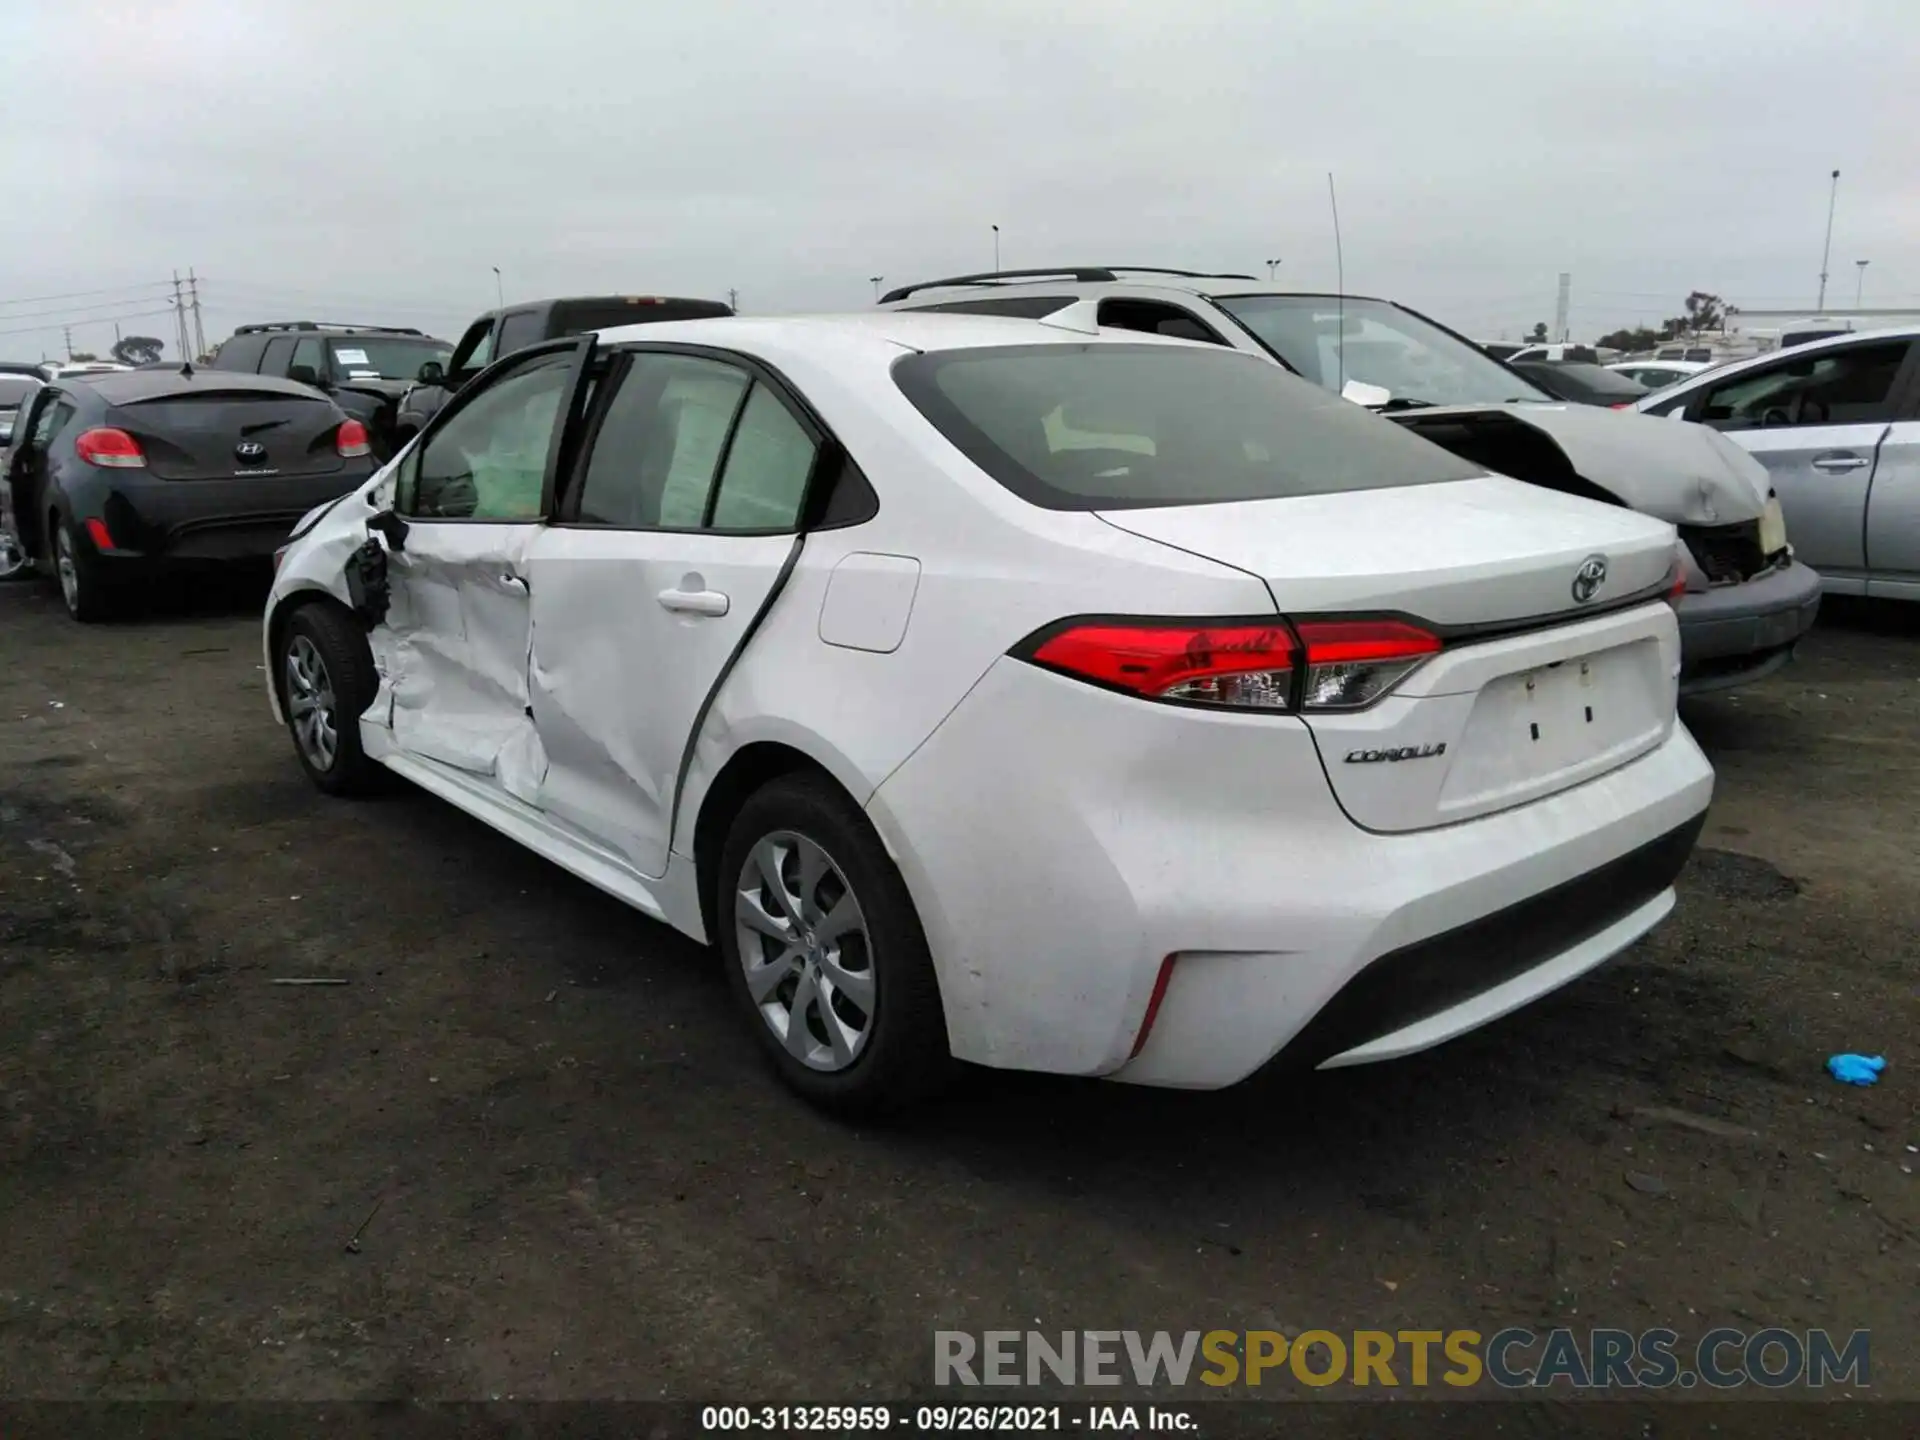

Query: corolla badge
<box><xmin>234</xmin><ymin>440</ymin><xmax>268</xmax><ymax>464</ymax></box>
<box><xmin>1344</xmin><ymin>743</ymin><xmax>1447</xmax><ymax>764</ymax></box>
<box><xmin>1571</xmin><ymin>554</ymin><xmax>1608</xmax><ymax>604</ymax></box>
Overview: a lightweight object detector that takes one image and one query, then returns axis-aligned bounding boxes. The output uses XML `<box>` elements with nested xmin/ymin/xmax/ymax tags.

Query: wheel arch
<box><xmin>265</xmin><ymin>586</ymin><xmax>361</xmax><ymax>721</ymax></box>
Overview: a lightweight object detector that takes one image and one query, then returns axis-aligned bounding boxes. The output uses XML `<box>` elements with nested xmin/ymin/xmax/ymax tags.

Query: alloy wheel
<box><xmin>54</xmin><ymin>529</ymin><xmax>80</xmax><ymax>612</ymax></box>
<box><xmin>734</xmin><ymin>831</ymin><xmax>874</xmax><ymax>1072</ymax></box>
<box><xmin>284</xmin><ymin>634</ymin><xmax>339</xmax><ymax>771</ymax></box>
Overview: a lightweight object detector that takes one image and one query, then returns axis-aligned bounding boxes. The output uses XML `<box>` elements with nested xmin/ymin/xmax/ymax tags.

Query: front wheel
<box><xmin>718</xmin><ymin>774</ymin><xmax>953</xmax><ymax>1116</ymax></box>
<box><xmin>278</xmin><ymin>602</ymin><xmax>385</xmax><ymax>795</ymax></box>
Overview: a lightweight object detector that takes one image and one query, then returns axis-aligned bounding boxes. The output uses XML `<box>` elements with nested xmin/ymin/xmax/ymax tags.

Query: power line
<box><xmin>0</xmin><ymin>292</ymin><xmax>197</xmax><ymax>325</ymax></box>
<box><xmin>0</xmin><ymin>306</ymin><xmax>179</xmax><ymax>340</ymax></box>
<box><xmin>0</xmin><ymin>279</ymin><xmax>175</xmax><ymax>309</ymax></box>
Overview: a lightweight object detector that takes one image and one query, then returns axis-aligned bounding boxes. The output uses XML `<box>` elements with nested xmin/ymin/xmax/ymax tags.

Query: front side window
<box><xmin>893</xmin><ymin>342</ymin><xmax>1480</xmax><ymax>511</ymax></box>
<box><xmin>1096</xmin><ymin>300</ymin><xmax>1224</xmax><ymax>346</ymax></box>
<box><xmin>290</xmin><ymin>337</ymin><xmax>326</xmax><ymax>382</ymax></box>
<box><xmin>1214</xmin><ymin>296</ymin><xmax>1553</xmax><ymax>409</ymax></box>
<box><xmin>1696</xmin><ymin>341</ymin><xmax>1910</xmax><ymax>430</ymax></box>
<box><xmin>401</xmin><ymin>353</ymin><xmax>572</xmax><ymax>519</ymax></box>
<box><xmin>449</xmin><ymin>319</ymin><xmax>495</xmax><ymax>375</ymax></box>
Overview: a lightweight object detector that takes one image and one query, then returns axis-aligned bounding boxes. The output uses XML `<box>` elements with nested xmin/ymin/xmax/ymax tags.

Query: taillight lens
<box><xmin>1295</xmin><ymin>619</ymin><xmax>1442</xmax><ymax>709</ymax></box>
<box><xmin>336</xmin><ymin>419</ymin><xmax>371</xmax><ymax>458</ymax></box>
<box><xmin>1023</xmin><ymin>616</ymin><xmax>1440</xmax><ymax>712</ymax></box>
<box><xmin>1030</xmin><ymin>622</ymin><xmax>1297</xmax><ymax>709</ymax></box>
<box><xmin>74</xmin><ymin>427</ymin><xmax>145</xmax><ymax>468</ymax></box>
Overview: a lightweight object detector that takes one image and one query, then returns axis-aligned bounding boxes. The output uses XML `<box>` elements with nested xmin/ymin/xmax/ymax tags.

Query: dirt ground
<box><xmin>1</xmin><ymin>571</ymin><xmax>1914</xmax><ymax>1416</ymax></box>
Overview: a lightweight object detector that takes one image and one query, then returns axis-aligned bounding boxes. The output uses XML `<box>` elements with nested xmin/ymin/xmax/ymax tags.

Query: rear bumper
<box><xmin>866</xmin><ymin>655</ymin><xmax>1715</xmax><ymax>1088</ymax></box>
<box><xmin>1674</xmin><ymin>558</ymin><xmax>1821</xmax><ymax>696</ymax></box>
<box><xmin>84</xmin><ymin>470</ymin><xmax>371</xmax><ymax>565</ymax></box>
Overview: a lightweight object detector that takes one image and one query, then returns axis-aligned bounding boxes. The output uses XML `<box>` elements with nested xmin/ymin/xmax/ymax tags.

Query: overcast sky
<box><xmin>3</xmin><ymin>0</ymin><xmax>1916</xmax><ymax>360</ymax></box>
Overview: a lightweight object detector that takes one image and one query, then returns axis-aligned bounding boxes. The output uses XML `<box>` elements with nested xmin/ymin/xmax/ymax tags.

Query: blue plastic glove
<box><xmin>1826</xmin><ymin>1054</ymin><xmax>1886</xmax><ymax>1086</ymax></box>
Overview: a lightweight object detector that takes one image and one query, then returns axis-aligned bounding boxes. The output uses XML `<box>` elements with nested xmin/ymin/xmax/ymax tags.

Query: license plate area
<box><xmin>1438</xmin><ymin>640</ymin><xmax>1667</xmax><ymax>817</ymax></box>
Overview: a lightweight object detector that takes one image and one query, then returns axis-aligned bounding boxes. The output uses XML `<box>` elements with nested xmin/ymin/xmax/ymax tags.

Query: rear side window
<box><xmin>211</xmin><ymin>334</ymin><xmax>269</xmax><ymax>372</ymax></box>
<box><xmin>258</xmin><ymin>337</ymin><xmax>295</xmax><ymax>376</ymax></box>
<box><xmin>553</xmin><ymin>299</ymin><xmax>732</xmax><ymax>333</ymax></box>
<box><xmin>0</xmin><ymin>378</ymin><xmax>36</xmax><ymax>406</ymax></box>
<box><xmin>495</xmin><ymin>310</ymin><xmax>547</xmax><ymax>357</ymax></box>
<box><xmin>894</xmin><ymin>343</ymin><xmax>1480</xmax><ymax>511</ymax></box>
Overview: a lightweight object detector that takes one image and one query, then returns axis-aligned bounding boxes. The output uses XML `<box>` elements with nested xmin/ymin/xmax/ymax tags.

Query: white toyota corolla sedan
<box><xmin>264</xmin><ymin>307</ymin><xmax>1714</xmax><ymax>1114</ymax></box>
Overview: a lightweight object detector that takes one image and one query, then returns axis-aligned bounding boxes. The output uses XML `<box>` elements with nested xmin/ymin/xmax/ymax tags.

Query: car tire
<box><xmin>278</xmin><ymin>601</ymin><xmax>385</xmax><ymax>796</ymax></box>
<box><xmin>51</xmin><ymin>514</ymin><xmax>115</xmax><ymax>622</ymax></box>
<box><xmin>718</xmin><ymin>772</ymin><xmax>954</xmax><ymax>1117</ymax></box>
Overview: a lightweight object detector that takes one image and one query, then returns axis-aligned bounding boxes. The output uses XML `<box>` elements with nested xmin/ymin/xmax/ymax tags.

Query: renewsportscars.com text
<box><xmin>934</xmin><ymin>1328</ymin><xmax>1871</xmax><ymax>1391</ymax></box>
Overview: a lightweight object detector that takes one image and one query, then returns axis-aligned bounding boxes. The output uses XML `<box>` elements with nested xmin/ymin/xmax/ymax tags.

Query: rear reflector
<box><xmin>74</xmin><ymin>427</ymin><xmax>145</xmax><ymax>468</ymax></box>
<box><xmin>84</xmin><ymin>517</ymin><xmax>115</xmax><ymax>551</ymax></box>
<box><xmin>1022</xmin><ymin>616</ymin><xmax>1441</xmax><ymax>712</ymax></box>
<box><xmin>336</xmin><ymin>419</ymin><xmax>371</xmax><ymax>458</ymax></box>
<box><xmin>1129</xmin><ymin>955</ymin><xmax>1179</xmax><ymax>1059</ymax></box>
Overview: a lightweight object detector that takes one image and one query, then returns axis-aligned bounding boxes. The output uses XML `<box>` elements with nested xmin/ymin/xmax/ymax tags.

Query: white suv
<box><xmin>884</xmin><ymin>269</ymin><xmax>1822</xmax><ymax>696</ymax></box>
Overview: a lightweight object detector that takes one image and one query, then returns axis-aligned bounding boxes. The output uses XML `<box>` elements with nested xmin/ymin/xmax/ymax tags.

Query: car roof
<box><xmin>77</xmin><ymin>366</ymin><xmax>336</xmax><ymax>404</ymax></box>
<box><xmin>883</xmin><ymin>275</ymin><xmax>1397</xmax><ymax>307</ymax></box>
<box><xmin>590</xmin><ymin>309</ymin><xmax>1207</xmax><ymax>358</ymax></box>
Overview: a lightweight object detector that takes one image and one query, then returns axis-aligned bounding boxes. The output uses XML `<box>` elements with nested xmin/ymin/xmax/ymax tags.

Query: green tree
<box><xmin>1528</xmin><ymin>321</ymin><xmax>1549</xmax><ymax>341</ymax></box>
<box><xmin>112</xmin><ymin>335</ymin><xmax>165</xmax><ymax>366</ymax></box>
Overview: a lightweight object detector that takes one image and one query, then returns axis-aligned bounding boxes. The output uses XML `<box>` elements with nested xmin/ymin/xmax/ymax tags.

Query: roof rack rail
<box><xmin>879</xmin><ymin>267</ymin><xmax>1258</xmax><ymax>304</ymax></box>
<box><xmin>231</xmin><ymin>321</ymin><xmax>427</xmax><ymax>337</ymax></box>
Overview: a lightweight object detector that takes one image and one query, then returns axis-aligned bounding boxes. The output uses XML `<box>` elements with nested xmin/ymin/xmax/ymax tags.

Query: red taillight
<box><xmin>1129</xmin><ymin>955</ymin><xmax>1179</xmax><ymax>1060</ymax></box>
<box><xmin>1030</xmin><ymin>621</ymin><xmax>1298</xmax><ymax>709</ymax></box>
<box><xmin>336</xmin><ymin>419</ymin><xmax>371</xmax><ymax>458</ymax></box>
<box><xmin>1023</xmin><ymin>616</ymin><xmax>1441</xmax><ymax>712</ymax></box>
<box><xmin>1295</xmin><ymin>618</ymin><xmax>1442</xmax><ymax>710</ymax></box>
<box><xmin>84</xmin><ymin>517</ymin><xmax>115</xmax><ymax>551</ymax></box>
<box><xmin>1610</xmin><ymin>402</ymin><xmax>1635</xmax><ymax>410</ymax></box>
<box><xmin>74</xmin><ymin>427</ymin><xmax>145</xmax><ymax>468</ymax></box>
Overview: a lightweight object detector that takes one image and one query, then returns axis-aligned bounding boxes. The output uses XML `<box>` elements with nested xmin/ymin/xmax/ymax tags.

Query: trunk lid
<box><xmin>1100</xmin><ymin>475</ymin><xmax>1685</xmax><ymax>832</ymax></box>
<box><xmin>110</xmin><ymin>392</ymin><xmax>347</xmax><ymax>481</ymax></box>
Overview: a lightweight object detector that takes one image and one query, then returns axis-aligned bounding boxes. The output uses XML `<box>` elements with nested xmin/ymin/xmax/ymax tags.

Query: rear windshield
<box><xmin>115</xmin><ymin>392</ymin><xmax>332</xmax><ymax>429</ymax></box>
<box><xmin>892</xmin><ymin>343</ymin><xmax>1480</xmax><ymax>511</ymax></box>
<box><xmin>1553</xmin><ymin>364</ymin><xmax>1649</xmax><ymax>397</ymax></box>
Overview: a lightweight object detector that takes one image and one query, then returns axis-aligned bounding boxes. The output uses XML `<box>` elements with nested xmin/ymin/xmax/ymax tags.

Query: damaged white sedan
<box><xmin>265</xmin><ymin>312</ymin><xmax>1713</xmax><ymax>1113</ymax></box>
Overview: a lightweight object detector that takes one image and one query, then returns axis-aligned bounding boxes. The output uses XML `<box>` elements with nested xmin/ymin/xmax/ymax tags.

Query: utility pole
<box><xmin>1554</xmin><ymin>272</ymin><xmax>1571</xmax><ymax>342</ymax></box>
<box><xmin>64</xmin><ymin>326</ymin><xmax>74</xmax><ymax>361</ymax></box>
<box><xmin>1855</xmin><ymin>259</ymin><xmax>1870</xmax><ymax>308</ymax></box>
<box><xmin>1816</xmin><ymin>168</ymin><xmax>1840</xmax><ymax>311</ymax></box>
<box><xmin>187</xmin><ymin>268</ymin><xmax>206</xmax><ymax>358</ymax></box>
<box><xmin>869</xmin><ymin>275</ymin><xmax>884</xmax><ymax>302</ymax></box>
<box><xmin>992</xmin><ymin>224</ymin><xmax>1000</xmax><ymax>271</ymax></box>
<box><xmin>727</xmin><ymin>288</ymin><xmax>739</xmax><ymax>312</ymax></box>
<box><xmin>171</xmin><ymin>270</ymin><xmax>190</xmax><ymax>362</ymax></box>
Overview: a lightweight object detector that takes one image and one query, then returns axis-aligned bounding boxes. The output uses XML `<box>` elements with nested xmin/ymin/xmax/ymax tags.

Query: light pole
<box><xmin>869</xmin><ymin>275</ymin><xmax>884</xmax><ymax>302</ymax></box>
<box><xmin>1265</xmin><ymin>258</ymin><xmax>1282</xmax><ymax>280</ymax></box>
<box><xmin>992</xmin><ymin>224</ymin><xmax>1000</xmax><ymax>272</ymax></box>
<box><xmin>492</xmin><ymin>266</ymin><xmax>504</xmax><ymax>307</ymax></box>
<box><xmin>1855</xmin><ymin>259</ymin><xmax>1870</xmax><ymax>308</ymax></box>
<box><xmin>1816</xmin><ymin>169</ymin><xmax>1839</xmax><ymax>311</ymax></box>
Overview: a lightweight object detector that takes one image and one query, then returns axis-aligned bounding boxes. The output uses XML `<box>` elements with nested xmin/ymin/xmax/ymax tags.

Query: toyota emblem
<box><xmin>1571</xmin><ymin>555</ymin><xmax>1608</xmax><ymax>604</ymax></box>
<box><xmin>235</xmin><ymin>440</ymin><xmax>268</xmax><ymax>464</ymax></box>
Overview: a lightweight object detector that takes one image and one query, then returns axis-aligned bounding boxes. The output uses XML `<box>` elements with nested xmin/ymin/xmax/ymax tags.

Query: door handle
<box><xmin>657</xmin><ymin>587</ymin><xmax>730</xmax><ymax>617</ymax></box>
<box><xmin>1811</xmin><ymin>452</ymin><xmax>1869</xmax><ymax>473</ymax></box>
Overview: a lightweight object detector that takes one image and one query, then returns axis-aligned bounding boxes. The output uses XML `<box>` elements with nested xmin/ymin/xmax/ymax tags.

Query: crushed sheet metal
<box><xmin>1401</xmin><ymin>402</ymin><xmax>1770</xmax><ymax>525</ymax></box>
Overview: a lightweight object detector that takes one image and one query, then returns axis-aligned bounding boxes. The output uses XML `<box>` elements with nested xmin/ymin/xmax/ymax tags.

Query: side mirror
<box><xmin>416</xmin><ymin>360</ymin><xmax>445</xmax><ymax>386</ymax></box>
<box><xmin>288</xmin><ymin>363</ymin><xmax>322</xmax><ymax>387</ymax></box>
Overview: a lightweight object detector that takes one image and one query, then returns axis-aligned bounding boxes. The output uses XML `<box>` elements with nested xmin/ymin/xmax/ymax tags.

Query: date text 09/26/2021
<box><xmin>701</xmin><ymin>1406</ymin><xmax>1190</xmax><ymax>1432</ymax></box>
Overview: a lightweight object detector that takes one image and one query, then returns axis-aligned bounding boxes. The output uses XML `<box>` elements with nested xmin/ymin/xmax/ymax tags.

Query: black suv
<box><xmin>391</xmin><ymin>294</ymin><xmax>732</xmax><ymax>446</ymax></box>
<box><xmin>208</xmin><ymin>322</ymin><xmax>454</xmax><ymax>460</ymax></box>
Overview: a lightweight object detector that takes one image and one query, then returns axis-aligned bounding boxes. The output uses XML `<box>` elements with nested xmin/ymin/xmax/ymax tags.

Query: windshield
<box><xmin>1213</xmin><ymin>295</ymin><xmax>1554</xmax><ymax>408</ymax></box>
<box><xmin>328</xmin><ymin>337</ymin><xmax>453</xmax><ymax>381</ymax></box>
<box><xmin>892</xmin><ymin>342</ymin><xmax>1479</xmax><ymax>511</ymax></box>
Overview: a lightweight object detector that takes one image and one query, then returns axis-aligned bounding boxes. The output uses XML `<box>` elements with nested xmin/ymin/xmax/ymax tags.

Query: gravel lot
<box><xmin>1</xmin><ymin>573</ymin><xmax>1914</xmax><ymax>1416</ymax></box>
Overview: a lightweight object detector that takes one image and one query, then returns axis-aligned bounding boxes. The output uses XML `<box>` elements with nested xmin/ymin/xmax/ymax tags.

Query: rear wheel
<box><xmin>718</xmin><ymin>773</ymin><xmax>953</xmax><ymax>1116</ymax></box>
<box><xmin>52</xmin><ymin>516</ymin><xmax>115</xmax><ymax>622</ymax></box>
<box><xmin>279</xmin><ymin>603</ymin><xmax>384</xmax><ymax>796</ymax></box>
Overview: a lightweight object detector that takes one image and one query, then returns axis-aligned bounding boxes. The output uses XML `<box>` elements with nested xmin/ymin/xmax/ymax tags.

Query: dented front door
<box><xmin>368</xmin><ymin>343</ymin><xmax>587</xmax><ymax>801</ymax></box>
